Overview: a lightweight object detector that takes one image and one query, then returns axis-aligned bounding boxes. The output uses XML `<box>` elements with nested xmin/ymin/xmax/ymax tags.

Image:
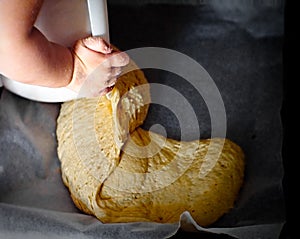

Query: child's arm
<box><xmin>0</xmin><ymin>0</ymin><xmax>128</xmax><ymax>95</ymax></box>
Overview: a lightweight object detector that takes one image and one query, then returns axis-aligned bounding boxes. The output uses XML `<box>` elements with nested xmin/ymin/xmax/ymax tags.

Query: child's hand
<box><xmin>67</xmin><ymin>36</ymin><xmax>129</xmax><ymax>97</ymax></box>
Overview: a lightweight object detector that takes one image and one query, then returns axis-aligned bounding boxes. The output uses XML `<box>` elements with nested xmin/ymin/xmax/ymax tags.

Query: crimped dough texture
<box><xmin>56</xmin><ymin>65</ymin><xmax>244</xmax><ymax>227</ymax></box>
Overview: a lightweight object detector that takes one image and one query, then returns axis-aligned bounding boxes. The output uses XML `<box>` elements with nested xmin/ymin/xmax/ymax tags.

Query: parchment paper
<box><xmin>0</xmin><ymin>2</ymin><xmax>285</xmax><ymax>239</ymax></box>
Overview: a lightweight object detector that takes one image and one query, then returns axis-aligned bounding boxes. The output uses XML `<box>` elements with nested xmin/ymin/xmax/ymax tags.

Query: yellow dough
<box><xmin>56</xmin><ymin>62</ymin><xmax>245</xmax><ymax>227</ymax></box>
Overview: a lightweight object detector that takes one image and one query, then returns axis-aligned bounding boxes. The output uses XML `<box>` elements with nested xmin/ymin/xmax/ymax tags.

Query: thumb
<box><xmin>82</xmin><ymin>36</ymin><xmax>112</xmax><ymax>54</ymax></box>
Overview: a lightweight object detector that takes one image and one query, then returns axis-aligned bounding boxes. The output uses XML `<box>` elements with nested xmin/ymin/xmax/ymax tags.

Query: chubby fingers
<box><xmin>81</xmin><ymin>35</ymin><xmax>130</xmax><ymax>68</ymax></box>
<box><xmin>74</xmin><ymin>36</ymin><xmax>129</xmax><ymax>72</ymax></box>
<box><xmin>82</xmin><ymin>36</ymin><xmax>112</xmax><ymax>54</ymax></box>
<box><xmin>83</xmin><ymin>36</ymin><xmax>129</xmax><ymax>67</ymax></box>
<box><xmin>71</xmin><ymin>36</ymin><xmax>130</xmax><ymax>97</ymax></box>
<box><xmin>108</xmin><ymin>67</ymin><xmax>123</xmax><ymax>79</ymax></box>
<box><xmin>104</xmin><ymin>51</ymin><xmax>130</xmax><ymax>68</ymax></box>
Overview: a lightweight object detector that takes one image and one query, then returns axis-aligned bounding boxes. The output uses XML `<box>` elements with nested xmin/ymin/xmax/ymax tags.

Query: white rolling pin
<box><xmin>1</xmin><ymin>0</ymin><xmax>110</xmax><ymax>102</ymax></box>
